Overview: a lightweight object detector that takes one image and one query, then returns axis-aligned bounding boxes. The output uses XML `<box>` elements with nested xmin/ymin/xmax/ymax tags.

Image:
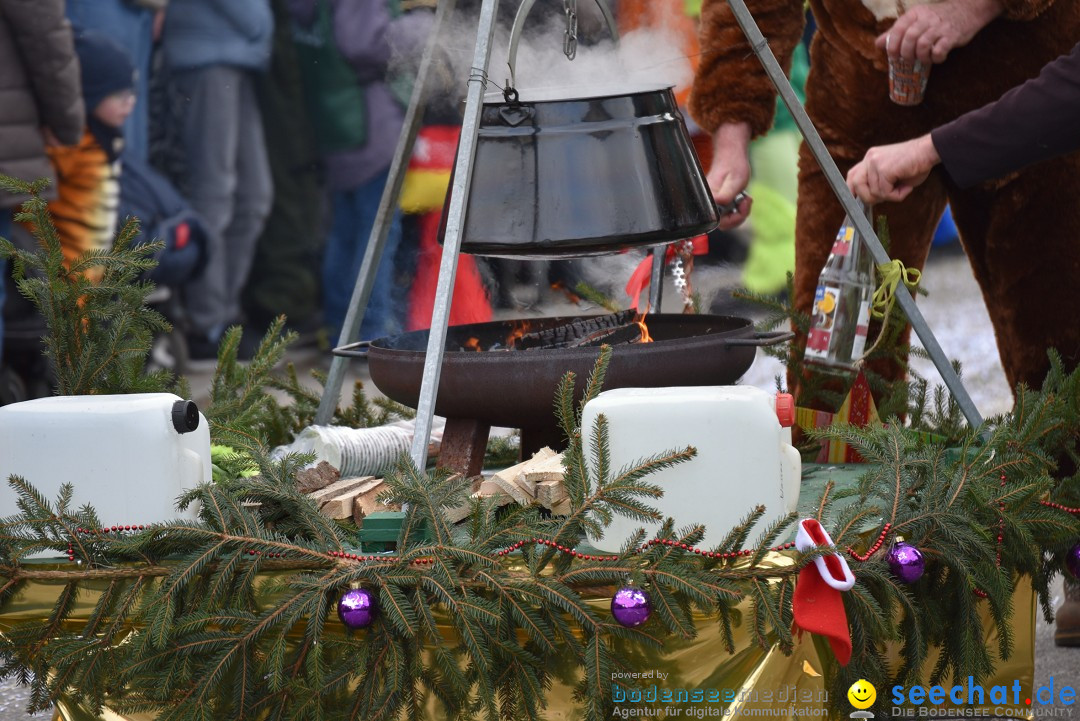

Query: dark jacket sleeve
<box><xmin>931</xmin><ymin>41</ymin><xmax>1080</xmax><ymax>189</ymax></box>
<box><xmin>0</xmin><ymin>0</ymin><xmax>85</xmax><ymax>145</ymax></box>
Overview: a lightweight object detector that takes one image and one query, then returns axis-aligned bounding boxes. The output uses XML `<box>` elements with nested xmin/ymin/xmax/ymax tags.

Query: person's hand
<box><xmin>877</xmin><ymin>0</ymin><xmax>1003</xmax><ymax>64</ymax></box>
<box><xmin>707</xmin><ymin>122</ymin><xmax>753</xmax><ymax>230</ymax></box>
<box><xmin>42</xmin><ymin>127</ymin><xmax>62</xmax><ymax>147</ymax></box>
<box><xmin>846</xmin><ymin>134</ymin><xmax>941</xmax><ymax>204</ymax></box>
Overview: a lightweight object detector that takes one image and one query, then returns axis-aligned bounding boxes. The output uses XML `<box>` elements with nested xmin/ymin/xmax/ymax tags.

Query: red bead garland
<box><xmin>68</xmin><ymin>525</ymin><xmax>149</xmax><ymax>563</ymax></box>
<box><xmin>65</xmin><ymin>520</ymin><xmax>908</xmax><ymax>568</ymax></box>
<box><xmin>846</xmin><ymin>523</ymin><xmax>892</xmax><ymax>562</ymax></box>
<box><xmin>328</xmin><ymin>550</ymin><xmax>435</xmax><ymax>565</ymax></box>
<box><xmin>973</xmin><ymin>475</ymin><xmax>1080</xmax><ymax>598</ymax></box>
<box><xmin>1041</xmin><ymin>500</ymin><xmax>1080</xmax><ymax>514</ymax></box>
<box><xmin>996</xmin><ymin>474</ymin><xmax>1006</xmax><ymax>567</ymax></box>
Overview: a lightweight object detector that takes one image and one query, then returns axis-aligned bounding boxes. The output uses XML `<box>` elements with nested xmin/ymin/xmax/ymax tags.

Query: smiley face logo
<box><xmin>847</xmin><ymin>679</ymin><xmax>877</xmax><ymax>710</ymax></box>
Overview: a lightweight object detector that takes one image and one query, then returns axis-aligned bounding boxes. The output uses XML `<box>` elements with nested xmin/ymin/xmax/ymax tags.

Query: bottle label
<box><xmin>849</xmin><ymin>299</ymin><xmax>872</xmax><ymax>359</ymax></box>
<box><xmin>830</xmin><ymin>224</ymin><xmax>855</xmax><ymax>256</ymax></box>
<box><xmin>805</xmin><ymin>284</ymin><xmax>839</xmax><ymax>359</ymax></box>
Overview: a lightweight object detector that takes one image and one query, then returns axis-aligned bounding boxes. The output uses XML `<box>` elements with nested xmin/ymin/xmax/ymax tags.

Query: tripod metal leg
<box><xmin>408</xmin><ymin>0</ymin><xmax>501</xmax><ymax>470</ymax></box>
<box><xmin>649</xmin><ymin>245</ymin><xmax>666</xmax><ymax>312</ymax></box>
<box><xmin>316</xmin><ymin>0</ymin><xmax>460</xmax><ymax>426</ymax></box>
<box><xmin>725</xmin><ymin>0</ymin><xmax>984</xmax><ymax>430</ymax></box>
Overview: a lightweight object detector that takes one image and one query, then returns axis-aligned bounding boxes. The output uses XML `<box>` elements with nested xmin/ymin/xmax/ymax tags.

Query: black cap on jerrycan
<box><xmin>171</xmin><ymin>400</ymin><xmax>200</xmax><ymax>434</ymax></box>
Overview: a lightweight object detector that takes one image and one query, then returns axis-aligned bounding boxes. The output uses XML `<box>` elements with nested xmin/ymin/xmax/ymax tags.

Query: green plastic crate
<box><xmin>357</xmin><ymin>511</ymin><xmax>433</xmax><ymax>552</ymax></box>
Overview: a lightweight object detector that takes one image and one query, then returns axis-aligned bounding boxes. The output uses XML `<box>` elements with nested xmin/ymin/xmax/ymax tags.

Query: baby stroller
<box><xmin>117</xmin><ymin>150</ymin><xmax>208</xmax><ymax>376</ymax></box>
<box><xmin>0</xmin><ymin>152</ymin><xmax>207</xmax><ymax>402</ymax></box>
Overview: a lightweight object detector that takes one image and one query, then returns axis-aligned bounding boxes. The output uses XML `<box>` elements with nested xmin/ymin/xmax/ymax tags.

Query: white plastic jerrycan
<box><xmin>581</xmin><ymin>386</ymin><xmax>800</xmax><ymax>553</ymax></box>
<box><xmin>0</xmin><ymin>393</ymin><xmax>211</xmax><ymax>528</ymax></box>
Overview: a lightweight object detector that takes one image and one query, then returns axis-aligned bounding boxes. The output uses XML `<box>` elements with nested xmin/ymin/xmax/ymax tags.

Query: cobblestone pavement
<box><xmin>1</xmin><ymin>248</ymin><xmax>1075</xmax><ymax>719</ymax></box>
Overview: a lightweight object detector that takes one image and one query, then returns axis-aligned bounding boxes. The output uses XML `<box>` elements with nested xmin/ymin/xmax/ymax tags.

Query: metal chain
<box><xmin>563</xmin><ymin>0</ymin><xmax>578</xmax><ymax>60</ymax></box>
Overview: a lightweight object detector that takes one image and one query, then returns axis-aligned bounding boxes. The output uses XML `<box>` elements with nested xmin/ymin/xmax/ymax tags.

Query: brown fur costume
<box><xmin>690</xmin><ymin>0</ymin><xmax>1080</xmax><ymax>403</ymax></box>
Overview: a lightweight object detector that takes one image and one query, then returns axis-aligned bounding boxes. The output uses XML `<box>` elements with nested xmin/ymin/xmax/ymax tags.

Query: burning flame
<box><xmin>634</xmin><ymin>312</ymin><xmax>654</xmax><ymax>343</ymax></box>
<box><xmin>463</xmin><ymin>337</ymin><xmax>482</xmax><ymax>352</ymax></box>
<box><xmin>504</xmin><ymin>320</ymin><xmax>531</xmax><ymax>348</ymax></box>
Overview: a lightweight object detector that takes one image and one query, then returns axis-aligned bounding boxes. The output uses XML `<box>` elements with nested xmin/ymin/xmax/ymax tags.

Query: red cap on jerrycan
<box><xmin>775</xmin><ymin>393</ymin><xmax>795</xmax><ymax>427</ymax></box>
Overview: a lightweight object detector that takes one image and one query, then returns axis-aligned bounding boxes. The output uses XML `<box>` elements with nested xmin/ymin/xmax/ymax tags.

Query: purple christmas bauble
<box><xmin>1066</xmin><ymin>543</ymin><xmax>1080</xmax><ymax>580</ymax></box>
<box><xmin>611</xmin><ymin>586</ymin><xmax>651</xmax><ymax>627</ymax></box>
<box><xmin>338</xmin><ymin>588</ymin><xmax>376</xmax><ymax>629</ymax></box>
<box><xmin>887</xmin><ymin>541</ymin><xmax>925</xmax><ymax>584</ymax></box>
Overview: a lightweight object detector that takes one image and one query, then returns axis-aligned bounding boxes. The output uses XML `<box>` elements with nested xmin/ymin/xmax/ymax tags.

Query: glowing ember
<box><xmin>463</xmin><ymin>337</ymin><xmax>482</xmax><ymax>352</ymax></box>
<box><xmin>635</xmin><ymin>313</ymin><xmax>654</xmax><ymax>343</ymax></box>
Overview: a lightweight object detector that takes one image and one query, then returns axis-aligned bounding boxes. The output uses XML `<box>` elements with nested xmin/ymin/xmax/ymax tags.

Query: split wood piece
<box><xmin>320</xmin><ymin>477</ymin><xmax>384</xmax><ymax>520</ymax></box>
<box><xmin>306</xmin><ymin>475</ymin><xmax>379</xmax><ymax>506</ymax></box>
<box><xmin>549</xmin><ymin>497</ymin><xmax>572</xmax><ymax>516</ymax></box>
<box><xmin>520</xmin><ymin>451</ymin><xmax>565</xmax><ymax>508</ymax></box>
<box><xmin>488</xmin><ymin>446</ymin><xmax>558</xmax><ymax>505</ymax></box>
<box><xmin>523</xmin><ymin>453</ymin><xmax>565</xmax><ymax>483</ymax></box>
<box><xmin>472</xmin><ymin>479</ymin><xmax>514</xmax><ymax>508</ymax></box>
<box><xmin>352</xmin><ymin>478</ymin><xmax>404</xmax><ymax>524</ymax></box>
<box><xmin>535</xmin><ymin>479</ymin><xmax>568</xmax><ymax>508</ymax></box>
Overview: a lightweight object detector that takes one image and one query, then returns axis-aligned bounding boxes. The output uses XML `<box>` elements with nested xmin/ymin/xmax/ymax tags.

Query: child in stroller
<box><xmin>0</xmin><ymin>150</ymin><xmax>208</xmax><ymax>400</ymax></box>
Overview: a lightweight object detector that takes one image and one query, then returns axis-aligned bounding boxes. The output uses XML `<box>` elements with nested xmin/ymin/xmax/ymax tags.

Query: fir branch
<box><xmin>0</xmin><ymin>178</ymin><xmax>178</xmax><ymax>397</ymax></box>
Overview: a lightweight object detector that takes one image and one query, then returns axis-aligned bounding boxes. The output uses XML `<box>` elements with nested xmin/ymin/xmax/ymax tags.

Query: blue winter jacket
<box><xmin>163</xmin><ymin>0</ymin><xmax>273</xmax><ymax>72</ymax></box>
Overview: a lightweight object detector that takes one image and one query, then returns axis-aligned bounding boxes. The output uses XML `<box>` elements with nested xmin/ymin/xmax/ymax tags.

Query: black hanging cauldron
<box><xmin>438</xmin><ymin>0</ymin><xmax>719</xmax><ymax>258</ymax></box>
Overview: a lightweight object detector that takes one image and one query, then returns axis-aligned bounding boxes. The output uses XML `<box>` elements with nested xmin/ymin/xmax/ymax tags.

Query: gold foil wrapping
<box><xmin>0</xmin><ymin>557</ymin><xmax>1034</xmax><ymax>721</ymax></box>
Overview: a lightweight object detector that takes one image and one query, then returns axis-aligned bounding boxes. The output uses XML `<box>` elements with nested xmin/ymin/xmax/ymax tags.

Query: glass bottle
<box><xmin>804</xmin><ymin>205</ymin><xmax>875</xmax><ymax>369</ymax></box>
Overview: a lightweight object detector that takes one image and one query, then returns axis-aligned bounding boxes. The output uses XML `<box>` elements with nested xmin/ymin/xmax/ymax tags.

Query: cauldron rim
<box><xmin>481</xmin><ymin>82</ymin><xmax>674</xmax><ymax>104</ymax></box>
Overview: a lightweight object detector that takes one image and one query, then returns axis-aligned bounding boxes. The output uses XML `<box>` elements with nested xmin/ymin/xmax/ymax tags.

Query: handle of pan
<box><xmin>721</xmin><ymin>330</ymin><xmax>795</xmax><ymax>347</ymax></box>
<box><xmin>332</xmin><ymin>340</ymin><xmax>372</xmax><ymax>358</ymax></box>
<box><xmin>507</xmin><ymin>0</ymin><xmax>619</xmax><ymax>92</ymax></box>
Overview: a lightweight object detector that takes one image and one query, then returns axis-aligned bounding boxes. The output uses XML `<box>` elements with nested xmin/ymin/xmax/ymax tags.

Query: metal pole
<box><xmin>724</xmin><ymin>0</ymin><xmax>984</xmax><ymax>429</ymax></box>
<box><xmin>648</xmin><ymin>246</ymin><xmax>666</xmax><ymax>312</ymax></box>
<box><xmin>408</xmin><ymin>0</ymin><xmax>501</xmax><ymax>469</ymax></box>
<box><xmin>316</xmin><ymin>0</ymin><xmax>460</xmax><ymax>425</ymax></box>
